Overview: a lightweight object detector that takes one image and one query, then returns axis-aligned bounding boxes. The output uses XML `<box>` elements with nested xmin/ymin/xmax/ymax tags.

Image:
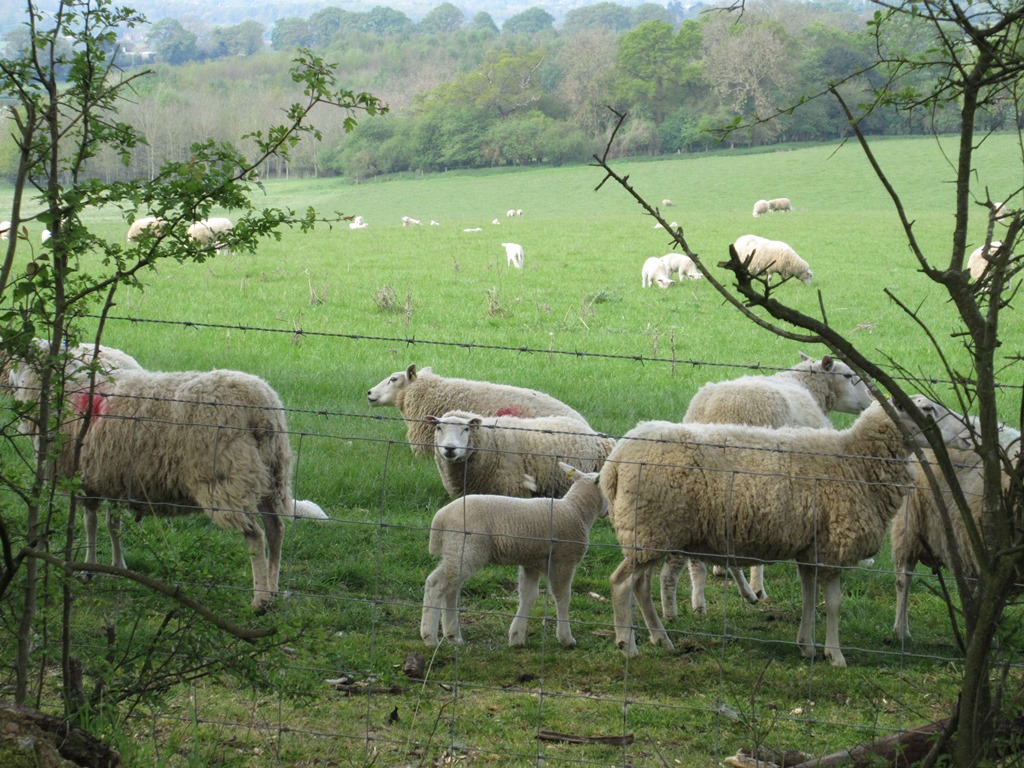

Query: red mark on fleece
<box><xmin>495</xmin><ymin>405</ymin><xmax>525</xmax><ymax>418</ymax></box>
<box><xmin>71</xmin><ymin>391</ymin><xmax>109</xmax><ymax>420</ymax></box>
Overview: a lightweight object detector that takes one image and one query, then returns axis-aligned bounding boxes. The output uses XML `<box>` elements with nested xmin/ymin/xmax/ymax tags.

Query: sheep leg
<box><xmin>508</xmin><ymin>567</ymin><xmax>541</xmax><ymax>647</ymax></box>
<box><xmin>440</xmin><ymin>577</ymin><xmax>464</xmax><ymax>644</ymax></box>
<box><xmin>107</xmin><ymin>509</ymin><xmax>126</xmax><ymax>570</ymax></box>
<box><xmin>420</xmin><ymin>565</ymin><xmax>447</xmax><ymax>646</ymax></box>
<box><xmin>728</xmin><ymin>566</ymin><xmax>759</xmax><ymax>605</ymax></box>
<box><xmin>893</xmin><ymin>558</ymin><xmax>914</xmax><ymax>640</ymax></box>
<box><xmin>659</xmin><ymin>555</ymin><xmax>685</xmax><ymax>620</ymax></box>
<box><xmin>633</xmin><ymin>564</ymin><xmax>674</xmax><ymax>651</ymax></box>
<box><xmin>236</xmin><ymin>515</ymin><xmax>271</xmax><ymax>613</ymax></box>
<box><xmin>687</xmin><ymin>559</ymin><xmax>708</xmax><ymax>614</ymax></box>
<box><xmin>260</xmin><ymin>499</ymin><xmax>285</xmax><ymax>597</ymax></box>
<box><xmin>84</xmin><ymin>503</ymin><xmax>100</xmax><ymax>565</ymax></box>
<box><xmin>548</xmin><ymin>564</ymin><xmax>577</xmax><ymax>648</ymax></box>
<box><xmin>821</xmin><ymin>572</ymin><xmax>847</xmax><ymax>667</ymax></box>
<box><xmin>609</xmin><ymin>558</ymin><xmax>640</xmax><ymax>657</ymax></box>
<box><xmin>749</xmin><ymin>565</ymin><xmax>768</xmax><ymax>601</ymax></box>
<box><xmin>796</xmin><ymin>562</ymin><xmax>818</xmax><ymax>661</ymax></box>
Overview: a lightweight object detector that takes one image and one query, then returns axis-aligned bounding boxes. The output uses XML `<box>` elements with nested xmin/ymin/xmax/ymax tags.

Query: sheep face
<box><xmin>818</xmin><ymin>356</ymin><xmax>873</xmax><ymax>414</ymax></box>
<box><xmin>893</xmin><ymin>395</ymin><xmax>973</xmax><ymax>449</ymax></box>
<box><xmin>798</xmin><ymin>268</ymin><xmax>813</xmax><ymax>285</ymax></box>
<box><xmin>367</xmin><ymin>363</ymin><xmax>418</xmax><ymax>407</ymax></box>
<box><xmin>427</xmin><ymin>414</ymin><xmax>481</xmax><ymax>462</ymax></box>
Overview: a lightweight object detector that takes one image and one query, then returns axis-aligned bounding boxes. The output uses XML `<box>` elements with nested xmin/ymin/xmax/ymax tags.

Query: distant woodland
<box><xmin>1</xmin><ymin>0</ymin><xmax>1018</xmax><ymax>182</ymax></box>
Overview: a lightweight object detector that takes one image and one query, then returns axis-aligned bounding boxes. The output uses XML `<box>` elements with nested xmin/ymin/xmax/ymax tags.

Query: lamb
<box><xmin>426</xmin><ymin>410</ymin><xmax>614</xmax><ymax>499</ymax></box>
<box><xmin>516</xmin><ymin>209</ymin><xmax>524</xmax><ymax>217</ymax></box>
<box><xmin>506</xmin><ymin>209</ymin><xmax>516</xmax><ymax>218</ymax></box>
<box><xmin>662</xmin><ymin>199</ymin><xmax>674</xmax><ymax>208</ymax></box>
<box><xmin>492</xmin><ymin>218</ymin><xmax>501</xmax><ymax>225</ymax></box>
<box><xmin>349</xmin><ymin>215</ymin><xmax>368</xmax><ymax>229</ymax></box>
<box><xmin>733</xmin><ymin>234</ymin><xmax>813</xmax><ymax>284</ymax></box>
<box><xmin>659</xmin><ymin>352</ymin><xmax>875</xmax><ymax>619</ymax></box>
<box><xmin>401</xmin><ymin>216</ymin><xmax>421</xmax><ymax>226</ymax></box>
<box><xmin>463</xmin><ymin>227</ymin><xmax>482</xmax><ymax>233</ymax></box>
<box><xmin>126</xmin><ymin>216</ymin><xmax>164</xmax><ymax>242</ymax></box>
<box><xmin>660</xmin><ymin>253</ymin><xmax>702</xmax><ymax>281</ymax></box>
<box><xmin>768</xmin><ymin>197</ymin><xmax>794</xmax><ymax>213</ymax></box>
<box><xmin>187</xmin><ymin>217</ymin><xmax>233</xmax><ymax>251</ymax></box>
<box><xmin>642</xmin><ymin>256</ymin><xmax>675</xmax><ymax>288</ymax></box>
<box><xmin>420</xmin><ymin>462</ymin><xmax>607</xmax><ymax>647</ymax></box>
<box><xmin>968</xmin><ymin>241</ymin><xmax>1003</xmax><ymax>280</ymax></box>
<box><xmin>600</xmin><ymin>395</ymin><xmax>968</xmax><ymax>666</ymax></box>
<box><xmin>366</xmin><ymin>364</ymin><xmax>589</xmax><ymax>456</ymax></box>
<box><xmin>11</xmin><ymin>346</ymin><xmax>299</xmax><ymax>613</ymax></box>
<box><xmin>502</xmin><ymin>242</ymin><xmax>524</xmax><ymax>268</ymax></box>
<box><xmin>752</xmin><ymin>200</ymin><xmax>769</xmax><ymax>217</ymax></box>
<box><xmin>41</xmin><ymin>229</ymin><xmax>51</xmax><ymax>243</ymax></box>
<box><xmin>892</xmin><ymin>423</ymin><xmax>1021</xmax><ymax>639</ymax></box>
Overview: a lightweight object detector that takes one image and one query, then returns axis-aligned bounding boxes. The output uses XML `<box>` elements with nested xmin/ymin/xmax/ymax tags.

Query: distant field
<box><xmin>8</xmin><ymin>133</ymin><xmax>1024</xmax><ymax>766</ymax></box>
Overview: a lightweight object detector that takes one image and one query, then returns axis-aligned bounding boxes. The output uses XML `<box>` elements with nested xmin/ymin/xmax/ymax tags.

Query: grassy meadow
<box><xmin>8</xmin><ymin>133</ymin><xmax>1024</xmax><ymax>766</ymax></box>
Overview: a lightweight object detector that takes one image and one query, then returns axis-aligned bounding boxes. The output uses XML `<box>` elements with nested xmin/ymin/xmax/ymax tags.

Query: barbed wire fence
<box><xmin>14</xmin><ymin>312</ymin><xmax>1020</xmax><ymax>766</ymax></box>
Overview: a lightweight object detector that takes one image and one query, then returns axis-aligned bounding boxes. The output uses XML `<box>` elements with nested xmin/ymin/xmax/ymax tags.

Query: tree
<box><xmin>555</xmin><ymin>28</ymin><xmax>619</xmax><ymax>137</ymax></box>
<box><xmin>614</xmin><ymin>20</ymin><xmax>686</xmax><ymax>140</ymax></box>
<box><xmin>470</xmin><ymin>11</ymin><xmax>499</xmax><ymax>34</ymax></box>
<box><xmin>0</xmin><ymin>0</ymin><xmax>384</xmax><ymax>723</ymax></box>
<box><xmin>359</xmin><ymin>7</ymin><xmax>414</xmax><ymax>36</ymax></box>
<box><xmin>598</xmin><ymin>0</ymin><xmax>1024</xmax><ymax>763</ymax></box>
<box><xmin>211</xmin><ymin>20</ymin><xmax>265</xmax><ymax>58</ymax></box>
<box><xmin>307</xmin><ymin>7</ymin><xmax>350</xmax><ymax>48</ymax></box>
<box><xmin>271</xmin><ymin>17</ymin><xmax>312</xmax><ymax>51</ymax></box>
<box><xmin>502</xmin><ymin>8</ymin><xmax>555</xmax><ymax>36</ymax></box>
<box><xmin>419</xmin><ymin>3</ymin><xmax>465</xmax><ymax>34</ymax></box>
<box><xmin>562</xmin><ymin>2</ymin><xmax>634</xmax><ymax>35</ymax></box>
<box><xmin>146</xmin><ymin>18</ymin><xmax>199</xmax><ymax>65</ymax></box>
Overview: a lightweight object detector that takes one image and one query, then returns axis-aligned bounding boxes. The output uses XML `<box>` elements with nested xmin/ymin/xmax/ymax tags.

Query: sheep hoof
<box><xmin>422</xmin><ymin>635</ymin><xmax>440</xmax><ymax>647</ymax></box>
<box><xmin>558</xmin><ymin>636</ymin><xmax>577</xmax><ymax>648</ymax></box>
<box><xmin>252</xmin><ymin>600</ymin><xmax>275</xmax><ymax>616</ymax></box>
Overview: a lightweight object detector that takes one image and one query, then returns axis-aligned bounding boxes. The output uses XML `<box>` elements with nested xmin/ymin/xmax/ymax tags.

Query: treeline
<box><xmin>10</xmin><ymin>0</ymin><xmax>1019</xmax><ymax>183</ymax></box>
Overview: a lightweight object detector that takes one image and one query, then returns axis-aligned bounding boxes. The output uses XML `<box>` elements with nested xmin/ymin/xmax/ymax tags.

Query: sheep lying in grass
<box><xmin>427</xmin><ymin>410</ymin><xmax>614</xmax><ymax>499</ymax></box>
<box><xmin>187</xmin><ymin>217</ymin><xmax>233</xmax><ymax>251</ymax></box>
<box><xmin>967</xmin><ymin>241</ymin><xmax>1003</xmax><ymax>280</ymax></box>
<box><xmin>892</xmin><ymin>422</ymin><xmax>1021</xmax><ymax>639</ymax></box>
<box><xmin>11</xmin><ymin>344</ymin><xmax>304</xmax><ymax>613</ymax></box>
<box><xmin>502</xmin><ymin>242</ymin><xmax>525</xmax><ymax>268</ymax></box>
<box><xmin>768</xmin><ymin>197</ymin><xmax>794</xmax><ymax>213</ymax></box>
<box><xmin>126</xmin><ymin>216</ymin><xmax>164</xmax><ymax>242</ymax></box>
<box><xmin>662</xmin><ymin>199</ymin><xmax>673</xmax><ymax>208</ymax></box>
<box><xmin>659</xmin><ymin>353</ymin><xmax>874</xmax><ymax>619</ymax></box>
<box><xmin>752</xmin><ymin>200</ymin><xmax>769</xmax><ymax>217</ymax></box>
<box><xmin>660</xmin><ymin>253</ymin><xmax>702</xmax><ymax>281</ymax></box>
<box><xmin>421</xmin><ymin>462</ymin><xmax>607</xmax><ymax>647</ymax></box>
<box><xmin>733</xmin><ymin>234</ymin><xmax>813</xmax><ymax>284</ymax></box>
<box><xmin>402</xmin><ymin>216</ymin><xmax>421</xmax><ymax>226</ymax></box>
<box><xmin>367</xmin><ymin>364</ymin><xmax>589</xmax><ymax>456</ymax></box>
<box><xmin>642</xmin><ymin>256</ymin><xmax>675</xmax><ymax>288</ymax></box>
<box><xmin>601</xmin><ymin>395</ymin><xmax>967</xmax><ymax>665</ymax></box>
<box><xmin>349</xmin><ymin>215</ymin><xmax>368</xmax><ymax>230</ymax></box>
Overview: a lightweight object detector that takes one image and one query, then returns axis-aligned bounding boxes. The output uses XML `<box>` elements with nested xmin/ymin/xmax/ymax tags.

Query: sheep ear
<box><xmin>470</xmin><ymin>418</ymin><xmax>482</xmax><ymax>427</ymax></box>
<box><xmin>406</xmin><ymin>364</ymin><xmax>417</xmax><ymax>380</ymax></box>
<box><xmin>558</xmin><ymin>461</ymin><xmax>578</xmax><ymax>479</ymax></box>
<box><xmin>426</xmin><ymin>415</ymin><xmax>439</xmax><ymax>426</ymax></box>
<box><xmin>821</xmin><ymin>355</ymin><xmax>834</xmax><ymax>371</ymax></box>
<box><xmin>798</xmin><ymin>351</ymin><xmax>811</xmax><ymax>362</ymax></box>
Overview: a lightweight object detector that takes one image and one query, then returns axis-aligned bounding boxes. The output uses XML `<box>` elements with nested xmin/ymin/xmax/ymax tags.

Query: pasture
<box><xmin>6</xmin><ymin>133</ymin><xmax>1024</xmax><ymax>766</ymax></box>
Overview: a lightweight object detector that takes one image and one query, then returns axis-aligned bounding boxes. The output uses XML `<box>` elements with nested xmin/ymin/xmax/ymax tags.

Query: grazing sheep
<box><xmin>516</xmin><ymin>209</ymin><xmax>524</xmax><ymax>217</ymax></box>
<box><xmin>11</xmin><ymin>347</ymin><xmax>298</xmax><ymax>613</ymax></box>
<box><xmin>492</xmin><ymin>218</ymin><xmax>501</xmax><ymax>225</ymax></box>
<box><xmin>993</xmin><ymin>201</ymin><xmax>1011</xmax><ymax>226</ymax></box>
<box><xmin>768</xmin><ymin>197</ymin><xmax>794</xmax><ymax>213</ymax></box>
<box><xmin>430</xmin><ymin>220</ymin><xmax>440</xmax><ymax>226</ymax></box>
<box><xmin>427</xmin><ymin>410</ymin><xmax>614</xmax><ymax>499</ymax></box>
<box><xmin>502</xmin><ymin>242</ymin><xmax>524</xmax><ymax>268</ymax></box>
<box><xmin>653</xmin><ymin>221</ymin><xmax>679</xmax><ymax>230</ymax></box>
<box><xmin>662</xmin><ymin>199</ymin><xmax>673</xmax><ymax>208</ymax></box>
<box><xmin>892</xmin><ymin>423</ymin><xmax>1021</xmax><ymax>639</ymax></box>
<box><xmin>367</xmin><ymin>364</ymin><xmax>589</xmax><ymax>456</ymax></box>
<box><xmin>126</xmin><ymin>216</ymin><xmax>164</xmax><ymax>242</ymax></box>
<box><xmin>733</xmin><ymin>234</ymin><xmax>813</xmax><ymax>284</ymax></box>
<box><xmin>41</xmin><ymin>229</ymin><xmax>51</xmax><ymax>243</ymax></box>
<box><xmin>506</xmin><ymin>209</ymin><xmax>517</xmax><ymax>218</ymax></box>
<box><xmin>642</xmin><ymin>256</ymin><xmax>676</xmax><ymax>288</ymax></box>
<box><xmin>187</xmin><ymin>217</ymin><xmax>233</xmax><ymax>251</ymax></box>
<box><xmin>660</xmin><ymin>353</ymin><xmax>874</xmax><ymax>619</ymax></box>
<box><xmin>601</xmin><ymin>395</ymin><xmax>967</xmax><ymax>665</ymax></box>
<box><xmin>349</xmin><ymin>215</ymin><xmax>368</xmax><ymax>229</ymax></box>
<box><xmin>660</xmin><ymin>253</ymin><xmax>702</xmax><ymax>281</ymax></box>
<box><xmin>968</xmin><ymin>241</ymin><xmax>1003</xmax><ymax>280</ymax></box>
<box><xmin>402</xmin><ymin>216</ymin><xmax>421</xmax><ymax>227</ymax></box>
<box><xmin>752</xmin><ymin>200</ymin><xmax>770</xmax><ymax>218</ymax></box>
<box><xmin>421</xmin><ymin>462</ymin><xmax>607</xmax><ymax>647</ymax></box>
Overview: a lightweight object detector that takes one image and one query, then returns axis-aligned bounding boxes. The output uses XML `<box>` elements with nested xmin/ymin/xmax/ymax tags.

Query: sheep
<box><xmin>426</xmin><ymin>410</ymin><xmax>615</xmax><ymax>499</ymax></box>
<box><xmin>660</xmin><ymin>253</ymin><xmax>702</xmax><ymax>281</ymax></box>
<box><xmin>506</xmin><ymin>209</ymin><xmax>516</xmax><ymax>218</ymax></box>
<box><xmin>662</xmin><ymin>199</ymin><xmax>674</xmax><ymax>208</ymax></box>
<box><xmin>366</xmin><ymin>364</ymin><xmax>589</xmax><ymax>456</ymax></box>
<box><xmin>430</xmin><ymin>220</ymin><xmax>440</xmax><ymax>226</ymax></box>
<box><xmin>492</xmin><ymin>218</ymin><xmax>501</xmax><ymax>225</ymax></box>
<box><xmin>420</xmin><ymin>462</ymin><xmax>607</xmax><ymax>647</ymax></box>
<box><xmin>993</xmin><ymin>201</ymin><xmax>1011</xmax><ymax>226</ymax></box>
<box><xmin>516</xmin><ymin>209</ymin><xmax>524</xmax><ymax>217</ymax></box>
<box><xmin>752</xmin><ymin>200</ymin><xmax>769</xmax><ymax>217</ymax></box>
<box><xmin>892</xmin><ymin>423</ymin><xmax>1021</xmax><ymax>640</ymax></box>
<box><xmin>41</xmin><ymin>229</ymin><xmax>51</xmax><ymax>243</ymax></box>
<box><xmin>659</xmin><ymin>352</ymin><xmax>874</xmax><ymax>619</ymax></box>
<box><xmin>601</xmin><ymin>395</ymin><xmax>968</xmax><ymax>666</ymax></box>
<box><xmin>768</xmin><ymin>197</ymin><xmax>794</xmax><ymax>213</ymax></box>
<box><xmin>502</xmin><ymin>242</ymin><xmax>524</xmax><ymax>269</ymax></box>
<box><xmin>733</xmin><ymin>234</ymin><xmax>813</xmax><ymax>284</ymax></box>
<box><xmin>642</xmin><ymin>256</ymin><xmax>676</xmax><ymax>288</ymax></box>
<box><xmin>968</xmin><ymin>241</ymin><xmax>1003</xmax><ymax>280</ymax></box>
<box><xmin>463</xmin><ymin>227</ymin><xmax>482</xmax><ymax>233</ymax></box>
<box><xmin>11</xmin><ymin>346</ymin><xmax>298</xmax><ymax>613</ymax></box>
<box><xmin>126</xmin><ymin>216</ymin><xmax>164</xmax><ymax>242</ymax></box>
<box><xmin>401</xmin><ymin>216</ymin><xmax>421</xmax><ymax>227</ymax></box>
<box><xmin>187</xmin><ymin>217</ymin><xmax>233</xmax><ymax>251</ymax></box>
<box><xmin>653</xmin><ymin>221</ymin><xmax>679</xmax><ymax>230</ymax></box>
<box><xmin>349</xmin><ymin>215</ymin><xmax>368</xmax><ymax>229</ymax></box>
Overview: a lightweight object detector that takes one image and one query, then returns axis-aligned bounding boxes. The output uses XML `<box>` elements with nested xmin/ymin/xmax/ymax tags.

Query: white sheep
<box><xmin>492</xmin><ymin>218</ymin><xmax>501</xmax><ymax>225</ymax></box>
<box><xmin>11</xmin><ymin>346</ymin><xmax>299</xmax><ymax>613</ymax></box>
<box><xmin>892</xmin><ymin>423</ymin><xmax>1021</xmax><ymax>639</ymax></box>
<box><xmin>187</xmin><ymin>217</ymin><xmax>233</xmax><ymax>251</ymax></box>
<box><xmin>463</xmin><ymin>227</ymin><xmax>482</xmax><ymax>233</ymax></box>
<box><xmin>968</xmin><ymin>240</ymin><xmax>1003</xmax><ymax>280</ymax></box>
<box><xmin>430</xmin><ymin>220</ymin><xmax>440</xmax><ymax>226</ymax></box>
<box><xmin>502</xmin><ymin>242</ymin><xmax>524</xmax><ymax>268</ymax></box>
<box><xmin>768</xmin><ymin>197</ymin><xmax>794</xmax><ymax>213</ymax></box>
<box><xmin>0</xmin><ymin>220</ymin><xmax>11</xmax><ymax>240</ymax></box>
<box><xmin>367</xmin><ymin>364</ymin><xmax>589</xmax><ymax>457</ymax></box>
<box><xmin>752</xmin><ymin>200</ymin><xmax>769</xmax><ymax>218</ymax></box>
<box><xmin>660</xmin><ymin>253</ymin><xmax>702</xmax><ymax>281</ymax></box>
<box><xmin>601</xmin><ymin>395</ymin><xmax>967</xmax><ymax>666</ymax></box>
<box><xmin>652</xmin><ymin>221</ymin><xmax>679</xmax><ymax>230</ymax></box>
<box><xmin>662</xmin><ymin>199</ymin><xmax>674</xmax><ymax>208</ymax></box>
<box><xmin>420</xmin><ymin>462</ymin><xmax>607</xmax><ymax>647</ymax></box>
<box><xmin>641</xmin><ymin>256</ymin><xmax>676</xmax><ymax>288</ymax></box>
<box><xmin>401</xmin><ymin>216</ymin><xmax>421</xmax><ymax>226</ymax></box>
<box><xmin>41</xmin><ymin>229</ymin><xmax>51</xmax><ymax>243</ymax></box>
<box><xmin>733</xmin><ymin>234</ymin><xmax>813</xmax><ymax>284</ymax></box>
<box><xmin>993</xmin><ymin>201</ymin><xmax>1011</xmax><ymax>226</ymax></box>
<box><xmin>660</xmin><ymin>353</ymin><xmax>874</xmax><ymax>619</ymax></box>
<box><xmin>349</xmin><ymin>215</ymin><xmax>368</xmax><ymax>229</ymax></box>
<box><xmin>426</xmin><ymin>410</ymin><xmax>615</xmax><ymax>499</ymax></box>
<box><xmin>516</xmin><ymin>209</ymin><xmax>524</xmax><ymax>217</ymax></box>
<box><xmin>126</xmin><ymin>216</ymin><xmax>164</xmax><ymax>242</ymax></box>
<box><xmin>506</xmin><ymin>209</ymin><xmax>516</xmax><ymax>218</ymax></box>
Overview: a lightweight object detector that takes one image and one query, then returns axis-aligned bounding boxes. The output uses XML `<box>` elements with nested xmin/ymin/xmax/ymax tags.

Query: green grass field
<box><xmin>8</xmin><ymin>133</ymin><xmax>1024</xmax><ymax>766</ymax></box>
